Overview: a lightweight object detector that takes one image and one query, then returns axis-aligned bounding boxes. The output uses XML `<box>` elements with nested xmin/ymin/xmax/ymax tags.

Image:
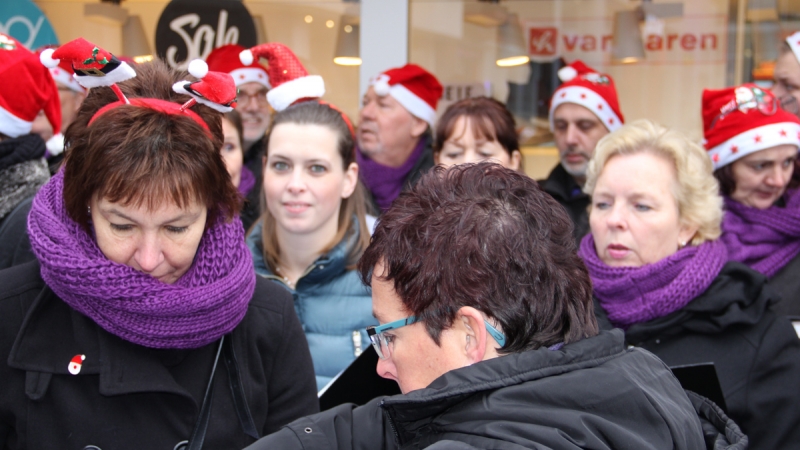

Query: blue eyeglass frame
<box><xmin>366</xmin><ymin>315</ymin><xmax>507</xmax><ymax>359</ymax></box>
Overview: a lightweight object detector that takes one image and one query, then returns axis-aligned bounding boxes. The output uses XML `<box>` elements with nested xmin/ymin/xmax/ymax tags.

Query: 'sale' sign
<box><xmin>155</xmin><ymin>0</ymin><xmax>257</xmax><ymax>70</ymax></box>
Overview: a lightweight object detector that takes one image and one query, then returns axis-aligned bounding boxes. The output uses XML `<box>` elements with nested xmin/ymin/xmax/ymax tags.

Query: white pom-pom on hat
<box><xmin>239</xmin><ymin>49</ymin><xmax>254</xmax><ymax>66</ymax></box>
<box><xmin>40</xmin><ymin>48</ymin><xmax>59</xmax><ymax>69</ymax></box>
<box><xmin>558</xmin><ymin>66</ymin><xmax>577</xmax><ymax>82</ymax></box>
<box><xmin>372</xmin><ymin>74</ymin><xmax>391</xmax><ymax>96</ymax></box>
<box><xmin>188</xmin><ymin>59</ymin><xmax>208</xmax><ymax>79</ymax></box>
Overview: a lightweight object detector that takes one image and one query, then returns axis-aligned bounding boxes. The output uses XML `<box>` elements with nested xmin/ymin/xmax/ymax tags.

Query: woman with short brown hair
<box><xmin>433</xmin><ymin>96</ymin><xmax>522</xmax><ymax>170</ymax></box>
<box><xmin>0</xmin><ymin>39</ymin><xmax>317</xmax><ymax>450</ymax></box>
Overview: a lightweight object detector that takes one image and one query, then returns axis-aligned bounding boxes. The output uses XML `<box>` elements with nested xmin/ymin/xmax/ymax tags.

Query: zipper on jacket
<box><xmin>381</xmin><ymin>399</ymin><xmax>402</xmax><ymax>445</ymax></box>
<box><xmin>352</xmin><ymin>330</ymin><xmax>363</xmax><ymax>357</ymax></box>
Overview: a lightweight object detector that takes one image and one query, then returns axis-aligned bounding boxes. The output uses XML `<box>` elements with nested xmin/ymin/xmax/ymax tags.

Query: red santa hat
<box><xmin>172</xmin><ymin>59</ymin><xmax>238</xmax><ymax>113</ymax></box>
<box><xmin>369</xmin><ymin>64</ymin><xmax>442</xmax><ymax>128</ymax></box>
<box><xmin>549</xmin><ymin>60</ymin><xmax>624</xmax><ymax>132</ymax></box>
<box><xmin>0</xmin><ymin>33</ymin><xmax>61</xmax><ymax>139</ymax></box>
<box><xmin>40</xmin><ymin>37</ymin><xmax>135</xmax><ymax>89</ymax></box>
<box><xmin>36</xmin><ymin>47</ymin><xmax>86</xmax><ymax>94</ymax></box>
<box><xmin>239</xmin><ymin>43</ymin><xmax>324</xmax><ymax>112</ymax></box>
<box><xmin>206</xmin><ymin>44</ymin><xmax>270</xmax><ymax>89</ymax></box>
<box><xmin>702</xmin><ymin>84</ymin><xmax>800</xmax><ymax>169</ymax></box>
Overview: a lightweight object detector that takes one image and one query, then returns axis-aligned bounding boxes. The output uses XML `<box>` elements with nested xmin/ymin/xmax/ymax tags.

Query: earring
<box><xmin>87</xmin><ymin>206</ymin><xmax>91</xmax><ymax>215</ymax></box>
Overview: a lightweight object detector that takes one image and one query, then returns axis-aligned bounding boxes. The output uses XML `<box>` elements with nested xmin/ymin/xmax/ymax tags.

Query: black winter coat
<box><xmin>541</xmin><ymin>163</ymin><xmax>590</xmax><ymax>245</ymax></box>
<box><xmin>769</xmin><ymin>252</ymin><xmax>800</xmax><ymax>318</ymax></box>
<box><xmin>596</xmin><ymin>261</ymin><xmax>800</xmax><ymax>450</ymax></box>
<box><xmin>0</xmin><ymin>260</ymin><xmax>320</xmax><ymax>450</ymax></box>
<box><xmin>245</xmin><ymin>330</ymin><xmax>747</xmax><ymax>450</ymax></box>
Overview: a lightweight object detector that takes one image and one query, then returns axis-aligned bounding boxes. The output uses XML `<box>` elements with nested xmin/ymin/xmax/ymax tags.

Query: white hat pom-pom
<box><xmin>373</xmin><ymin>75</ymin><xmax>391</xmax><ymax>96</ymax></box>
<box><xmin>40</xmin><ymin>48</ymin><xmax>59</xmax><ymax>69</ymax></box>
<box><xmin>188</xmin><ymin>59</ymin><xmax>208</xmax><ymax>79</ymax></box>
<box><xmin>239</xmin><ymin>49</ymin><xmax>254</xmax><ymax>66</ymax></box>
<box><xmin>558</xmin><ymin>66</ymin><xmax>577</xmax><ymax>82</ymax></box>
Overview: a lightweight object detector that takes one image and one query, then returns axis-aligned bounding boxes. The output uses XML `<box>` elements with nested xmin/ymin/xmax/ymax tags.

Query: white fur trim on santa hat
<box><xmin>558</xmin><ymin>66</ymin><xmax>577</xmax><ymax>82</ymax></box>
<box><xmin>707</xmin><ymin>122</ymin><xmax>800</xmax><ymax>169</ymax></box>
<box><xmin>172</xmin><ymin>81</ymin><xmax>234</xmax><ymax>113</ymax></box>
<box><xmin>386</xmin><ymin>84</ymin><xmax>436</xmax><ymax>127</ymax></box>
<box><xmin>0</xmin><ymin>104</ymin><xmax>32</xmax><ymax>138</ymax></box>
<box><xmin>46</xmin><ymin>133</ymin><xmax>65</xmax><ymax>157</ymax></box>
<box><xmin>49</xmin><ymin>67</ymin><xmax>85</xmax><ymax>93</ymax></box>
<box><xmin>549</xmin><ymin>85</ymin><xmax>622</xmax><ymax>132</ymax></box>
<box><xmin>787</xmin><ymin>32</ymin><xmax>800</xmax><ymax>64</ymax></box>
<box><xmin>267</xmin><ymin>75</ymin><xmax>325</xmax><ymax>112</ymax></box>
<box><xmin>73</xmin><ymin>61</ymin><xmax>136</xmax><ymax>89</ymax></box>
<box><xmin>229</xmin><ymin>67</ymin><xmax>271</xmax><ymax>88</ymax></box>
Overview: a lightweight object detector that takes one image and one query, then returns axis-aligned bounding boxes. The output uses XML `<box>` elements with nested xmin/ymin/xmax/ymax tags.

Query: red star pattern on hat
<box><xmin>206</xmin><ymin>44</ymin><xmax>270</xmax><ymax>88</ymax></box>
<box><xmin>549</xmin><ymin>60</ymin><xmax>624</xmax><ymax>132</ymax></box>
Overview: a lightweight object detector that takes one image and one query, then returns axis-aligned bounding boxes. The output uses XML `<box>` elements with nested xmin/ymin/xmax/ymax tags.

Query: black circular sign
<box><xmin>155</xmin><ymin>0</ymin><xmax>257</xmax><ymax>69</ymax></box>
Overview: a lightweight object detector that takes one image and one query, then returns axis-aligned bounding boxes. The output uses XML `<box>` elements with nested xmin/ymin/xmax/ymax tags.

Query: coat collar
<box><xmin>8</xmin><ymin>285</ymin><xmax>198</xmax><ymax>399</ymax></box>
<box><xmin>542</xmin><ymin>163</ymin><xmax>587</xmax><ymax>202</ymax></box>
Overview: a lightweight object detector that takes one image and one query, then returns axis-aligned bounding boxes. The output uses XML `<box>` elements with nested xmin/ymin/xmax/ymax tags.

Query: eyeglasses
<box><xmin>236</xmin><ymin>89</ymin><xmax>269</xmax><ymax>107</ymax></box>
<box><xmin>366</xmin><ymin>315</ymin><xmax>507</xmax><ymax>360</ymax></box>
<box><xmin>780</xmin><ymin>94</ymin><xmax>800</xmax><ymax>117</ymax></box>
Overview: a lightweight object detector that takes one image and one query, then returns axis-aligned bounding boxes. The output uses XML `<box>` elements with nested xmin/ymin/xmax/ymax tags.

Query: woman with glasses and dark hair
<box><xmin>702</xmin><ymin>84</ymin><xmax>800</xmax><ymax>318</ymax></box>
<box><xmin>244</xmin><ymin>162</ymin><xmax>746</xmax><ymax>450</ymax></box>
<box><xmin>433</xmin><ymin>96</ymin><xmax>522</xmax><ymax>170</ymax></box>
<box><xmin>580</xmin><ymin>118</ymin><xmax>800</xmax><ymax>449</ymax></box>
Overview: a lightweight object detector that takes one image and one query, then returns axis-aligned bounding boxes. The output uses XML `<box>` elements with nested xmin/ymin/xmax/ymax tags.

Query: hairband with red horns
<box><xmin>40</xmin><ymin>38</ymin><xmax>237</xmax><ymax>131</ymax></box>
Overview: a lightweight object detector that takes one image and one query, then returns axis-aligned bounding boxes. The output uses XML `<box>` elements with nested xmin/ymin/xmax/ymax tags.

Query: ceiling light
<box><xmin>123</xmin><ymin>15</ymin><xmax>152</xmax><ymax>63</ymax></box>
<box><xmin>334</xmin><ymin>19</ymin><xmax>360</xmax><ymax>66</ymax></box>
<box><xmin>305</xmin><ymin>15</ymin><xmax>313</xmax><ymax>24</ymax></box>
<box><xmin>496</xmin><ymin>14</ymin><xmax>530</xmax><ymax>67</ymax></box>
<box><xmin>612</xmin><ymin>10</ymin><xmax>645</xmax><ymax>63</ymax></box>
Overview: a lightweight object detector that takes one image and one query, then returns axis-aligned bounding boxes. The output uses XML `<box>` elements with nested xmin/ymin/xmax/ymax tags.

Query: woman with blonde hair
<box><xmin>578</xmin><ymin>119</ymin><xmax>800</xmax><ymax>449</ymax></box>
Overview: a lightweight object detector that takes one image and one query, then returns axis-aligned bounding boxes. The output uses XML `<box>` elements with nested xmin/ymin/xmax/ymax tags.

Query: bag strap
<box><xmin>223</xmin><ymin>334</ymin><xmax>260</xmax><ymax>439</ymax></box>
<box><xmin>186</xmin><ymin>335</ymin><xmax>225</xmax><ymax>450</ymax></box>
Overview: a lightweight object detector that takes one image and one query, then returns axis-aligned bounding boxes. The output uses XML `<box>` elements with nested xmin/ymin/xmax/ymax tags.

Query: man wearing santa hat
<box><xmin>356</xmin><ymin>64</ymin><xmax>443</xmax><ymax>212</ymax></box>
<box><xmin>31</xmin><ymin>47</ymin><xmax>87</xmax><ymax>173</ymax></box>
<box><xmin>206</xmin><ymin>44</ymin><xmax>272</xmax><ymax>229</ymax></box>
<box><xmin>544</xmin><ymin>60</ymin><xmax>624</xmax><ymax>244</ymax></box>
<box><xmin>0</xmin><ymin>33</ymin><xmax>61</xmax><ymax>269</ymax></box>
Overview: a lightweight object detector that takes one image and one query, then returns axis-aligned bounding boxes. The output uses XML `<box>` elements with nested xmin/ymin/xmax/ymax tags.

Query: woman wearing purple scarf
<box><xmin>579</xmin><ymin>119</ymin><xmax>800</xmax><ymax>450</ymax></box>
<box><xmin>0</xmin><ymin>39</ymin><xmax>317</xmax><ymax>450</ymax></box>
<box><xmin>702</xmin><ymin>83</ymin><xmax>800</xmax><ymax>318</ymax></box>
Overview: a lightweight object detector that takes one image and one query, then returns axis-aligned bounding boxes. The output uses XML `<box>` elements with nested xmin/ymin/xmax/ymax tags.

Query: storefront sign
<box><xmin>525</xmin><ymin>15</ymin><xmax>726</xmax><ymax>65</ymax></box>
<box><xmin>438</xmin><ymin>82</ymin><xmax>490</xmax><ymax>113</ymax></box>
<box><xmin>0</xmin><ymin>0</ymin><xmax>59</xmax><ymax>49</ymax></box>
<box><xmin>156</xmin><ymin>0</ymin><xmax>257</xmax><ymax>69</ymax></box>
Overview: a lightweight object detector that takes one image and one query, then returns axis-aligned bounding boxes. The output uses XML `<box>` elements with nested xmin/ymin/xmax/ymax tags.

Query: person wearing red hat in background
<box><xmin>356</xmin><ymin>64</ymin><xmax>443</xmax><ymax>212</ymax></box>
<box><xmin>772</xmin><ymin>31</ymin><xmax>800</xmax><ymax>117</ymax></box>
<box><xmin>544</xmin><ymin>60</ymin><xmax>624</xmax><ymax>245</ymax></box>
<box><xmin>206</xmin><ymin>44</ymin><xmax>272</xmax><ymax>230</ymax></box>
<box><xmin>703</xmin><ymin>84</ymin><xmax>800</xmax><ymax>320</ymax></box>
<box><xmin>31</xmin><ymin>46</ymin><xmax>87</xmax><ymax>174</ymax></box>
<box><xmin>0</xmin><ymin>34</ymin><xmax>60</xmax><ymax>270</ymax></box>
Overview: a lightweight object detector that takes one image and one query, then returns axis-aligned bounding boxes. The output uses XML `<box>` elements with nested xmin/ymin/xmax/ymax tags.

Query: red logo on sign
<box><xmin>529</xmin><ymin>27</ymin><xmax>558</xmax><ymax>56</ymax></box>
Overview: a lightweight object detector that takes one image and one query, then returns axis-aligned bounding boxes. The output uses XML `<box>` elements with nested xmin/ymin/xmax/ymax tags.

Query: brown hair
<box><xmin>62</xmin><ymin>59</ymin><xmax>239</xmax><ymax>231</ymax></box>
<box><xmin>359</xmin><ymin>162</ymin><xmax>598</xmax><ymax>353</ymax></box>
<box><xmin>434</xmin><ymin>96</ymin><xmax>519</xmax><ymax>157</ymax></box>
<box><xmin>260</xmin><ymin>101</ymin><xmax>371</xmax><ymax>271</ymax></box>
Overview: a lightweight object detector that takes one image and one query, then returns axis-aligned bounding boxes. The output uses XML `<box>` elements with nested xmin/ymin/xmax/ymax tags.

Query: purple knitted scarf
<box><xmin>356</xmin><ymin>137</ymin><xmax>426</xmax><ymax>212</ymax></box>
<box><xmin>720</xmin><ymin>189</ymin><xmax>800</xmax><ymax>277</ymax></box>
<box><xmin>579</xmin><ymin>234</ymin><xmax>728</xmax><ymax>329</ymax></box>
<box><xmin>238</xmin><ymin>165</ymin><xmax>256</xmax><ymax>197</ymax></box>
<box><xmin>27</xmin><ymin>171</ymin><xmax>256</xmax><ymax>349</ymax></box>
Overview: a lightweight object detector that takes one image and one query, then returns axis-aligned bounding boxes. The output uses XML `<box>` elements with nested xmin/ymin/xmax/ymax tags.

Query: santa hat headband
<box><xmin>369</xmin><ymin>64</ymin><xmax>442</xmax><ymax>128</ymax></box>
<box><xmin>240</xmin><ymin>43</ymin><xmax>325</xmax><ymax>111</ymax></box>
<box><xmin>37</xmin><ymin>46</ymin><xmax>85</xmax><ymax>94</ymax></box>
<box><xmin>786</xmin><ymin>31</ymin><xmax>800</xmax><ymax>64</ymax></box>
<box><xmin>0</xmin><ymin>33</ymin><xmax>61</xmax><ymax>139</ymax></box>
<box><xmin>42</xmin><ymin>38</ymin><xmax>237</xmax><ymax>133</ymax></box>
<box><xmin>549</xmin><ymin>60</ymin><xmax>624</xmax><ymax>132</ymax></box>
<box><xmin>702</xmin><ymin>84</ymin><xmax>800</xmax><ymax>169</ymax></box>
<box><xmin>206</xmin><ymin>44</ymin><xmax>270</xmax><ymax>88</ymax></box>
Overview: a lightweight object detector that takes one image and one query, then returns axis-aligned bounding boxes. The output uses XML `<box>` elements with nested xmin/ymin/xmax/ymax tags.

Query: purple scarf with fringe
<box><xmin>720</xmin><ymin>189</ymin><xmax>800</xmax><ymax>277</ymax></box>
<box><xmin>578</xmin><ymin>234</ymin><xmax>728</xmax><ymax>329</ymax></box>
<box><xmin>27</xmin><ymin>171</ymin><xmax>256</xmax><ymax>349</ymax></box>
